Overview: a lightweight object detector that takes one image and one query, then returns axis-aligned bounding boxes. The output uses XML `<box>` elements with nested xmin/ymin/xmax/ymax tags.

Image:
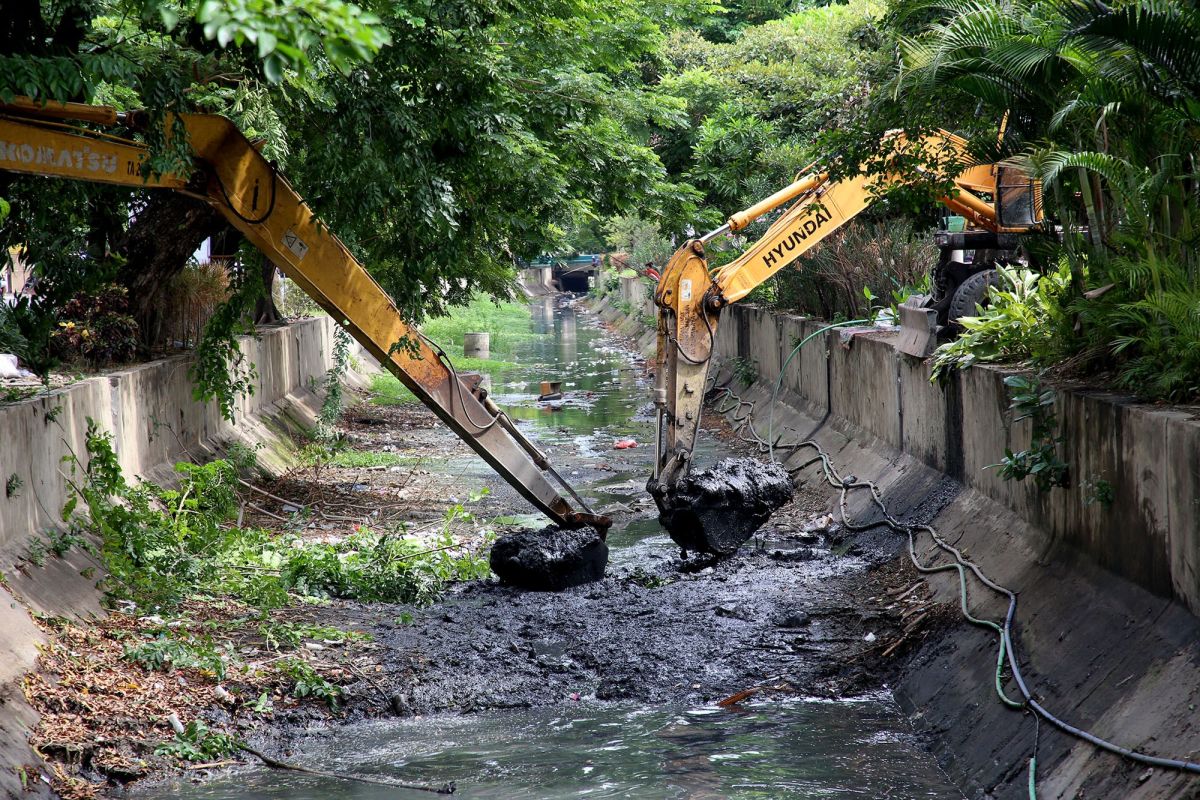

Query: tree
<box><xmin>0</xmin><ymin>0</ymin><xmax>718</xmax><ymax>403</ymax></box>
<box><xmin>881</xmin><ymin>0</ymin><xmax>1200</xmax><ymax>399</ymax></box>
<box><xmin>0</xmin><ymin>0</ymin><xmax>392</xmax><ymax>351</ymax></box>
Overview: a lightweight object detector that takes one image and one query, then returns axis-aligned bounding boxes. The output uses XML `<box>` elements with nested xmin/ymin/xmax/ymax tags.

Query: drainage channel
<box><xmin>137</xmin><ymin>295</ymin><xmax>963</xmax><ymax>800</ymax></box>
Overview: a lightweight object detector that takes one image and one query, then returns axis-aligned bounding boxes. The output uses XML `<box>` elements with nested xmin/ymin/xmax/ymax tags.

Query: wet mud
<box><xmin>489</xmin><ymin>526</ymin><xmax>609</xmax><ymax>591</ymax></box>
<box><xmin>129</xmin><ymin>296</ymin><xmax>960</xmax><ymax>797</ymax></box>
<box><xmin>652</xmin><ymin>457</ymin><xmax>795</xmax><ymax>556</ymax></box>
<box><xmin>334</xmin><ymin>516</ymin><xmax>911</xmax><ymax>722</ymax></box>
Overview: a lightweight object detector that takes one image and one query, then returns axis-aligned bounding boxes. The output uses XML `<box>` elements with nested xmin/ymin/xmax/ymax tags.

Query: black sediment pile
<box><xmin>489</xmin><ymin>526</ymin><xmax>609</xmax><ymax>591</ymax></box>
<box><xmin>652</xmin><ymin>458</ymin><xmax>794</xmax><ymax>556</ymax></box>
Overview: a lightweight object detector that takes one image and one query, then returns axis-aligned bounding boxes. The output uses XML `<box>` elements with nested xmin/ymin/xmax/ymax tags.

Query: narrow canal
<box><xmin>143</xmin><ymin>296</ymin><xmax>962</xmax><ymax>799</ymax></box>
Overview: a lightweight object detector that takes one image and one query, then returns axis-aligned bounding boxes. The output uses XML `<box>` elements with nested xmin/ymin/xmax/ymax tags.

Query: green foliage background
<box><xmin>1</xmin><ymin>0</ymin><xmax>1197</xmax><ymax>400</ymax></box>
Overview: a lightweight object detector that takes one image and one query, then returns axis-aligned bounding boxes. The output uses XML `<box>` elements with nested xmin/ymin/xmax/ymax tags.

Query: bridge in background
<box><xmin>526</xmin><ymin>254</ymin><xmax>602</xmax><ymax>292</ymax></box>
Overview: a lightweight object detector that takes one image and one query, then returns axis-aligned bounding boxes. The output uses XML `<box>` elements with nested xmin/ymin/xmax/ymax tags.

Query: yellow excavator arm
<box><xmin>0</xmin><ymin>97</ymin><xmax>608</xmax><ymax>532</ymax></box>
<box><xmin>649</xmin><ymin>129</ymin><xmax>1041</xmax><ymax>491</ymax></box>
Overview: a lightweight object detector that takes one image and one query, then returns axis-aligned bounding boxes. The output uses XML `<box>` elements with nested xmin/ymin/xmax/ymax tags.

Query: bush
<box><xmin>1072</xmin><ymin>255</ymin><xmax>1200</xmax><ymax>402</ymax></box>
<box><xmin>0</xmin><ymin>296</ymin><xmax>57</xmax><ymax>376</ymax></box>
<box><xmin>50</xmin><ymin>284</ymin><xmax>139</xmax><ymax>367</ymax></box>
<box><xmin>931</xmin><ymin>263</ymin><xmax>1074</xmax><ymax>380</ymax></box>
<box><xmin>772</xmin><ymin>219</ymin><xmax>936</xmax><ymax>320</ymax></box>
<box><xmin>61</xmin><ymin>422</ymin><xmax>493</xmax><ymax>612</ymax></box>
<box><xmin>163</xmin><ymin>260</ymin><xmax>231</xmax><ymax>348</ymax></box>
<box><xmin>0</xmin><ymin>304</ymin><xmax>27</xmax><ymax>357</ymax></box>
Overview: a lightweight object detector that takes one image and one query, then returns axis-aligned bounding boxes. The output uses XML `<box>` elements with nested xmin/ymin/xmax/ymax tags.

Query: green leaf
<box><xmin>257</xmin><ymin>31</ymin><xmax>277</xmax><ymax>57</ymax></box>
<box><xmin>262</xmin><ymin>54</ymin><xmax>284</xmax><ymax>83</ymax></box>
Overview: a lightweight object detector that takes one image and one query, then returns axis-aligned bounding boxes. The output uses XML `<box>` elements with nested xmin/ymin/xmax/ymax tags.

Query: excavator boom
<box><xmin>0</xmin><ymin>98</ymin><xmax>608</xmax><ymax>532</ymax></box>
<box><xmin>651</xmin><ymin>128</ymin><xmax>1041</xmax><ymax>496</ymax></box>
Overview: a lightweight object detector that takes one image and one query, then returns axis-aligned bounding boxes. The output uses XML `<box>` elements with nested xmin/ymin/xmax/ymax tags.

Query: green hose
<box><xmin>767</xmin><ymin>319</ymin><xmax>868</xmax><ymax>460</ymax></box>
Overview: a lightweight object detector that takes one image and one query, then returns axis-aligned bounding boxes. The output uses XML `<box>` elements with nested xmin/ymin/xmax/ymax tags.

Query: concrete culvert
<box><xmin>652</xmin><ymin>458</ymin><xmax>794</xmax><ymax>556</ymax></box>
<box><xmin>489</xmin><ymin>526</ymin><xmax>609</xmax><ymax>591</ymax></box>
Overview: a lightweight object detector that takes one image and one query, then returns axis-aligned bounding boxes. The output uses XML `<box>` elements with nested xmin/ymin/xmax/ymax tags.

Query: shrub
<box><xmin>773</xmin><ymin>218</ymin><xmax>937</xmax><ymax>320</ymax></box>
<box><xmin>163</xmin><ymin>260</ymin><xmax>231</xmax><ymax>348</ymax></box>
<box><xmin>0</xmin><ymin>296</ymin><xmax>58</xmax><ymax>376</ymax></box>
<box><xmin>931</xmin><ymin>262</ymin><xmax>1073</xmax><ymax>380</ymax></box>
<box><xmin>50</xmin><ymin>284</ymin><xmax>140</xmax><ymax>367</ymax></box>
<box><xmin>1072</xmin><ymin>255</ymin><xmax>1200</xmax><ymax>402</ymax></box>
<box><xmin>62</xmin><ymin>421</ymin><xmax>493</xmax><ymax>612</ymax></box>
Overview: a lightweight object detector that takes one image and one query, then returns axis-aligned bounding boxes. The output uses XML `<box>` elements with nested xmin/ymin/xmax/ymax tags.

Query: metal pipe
<box><xmin>944</xmin><ymin>184</ymin><xmax>998</xmax><ymax>221</ymax></box>
<box><xmin>727</xmin><ymin>172</ymin><xmax>826</xmax><ymax>232</ymax></box>
<box><xmin>699</xmin><ymin>222</ymin><xmax>731</xmax><ymax>244</ymax></box>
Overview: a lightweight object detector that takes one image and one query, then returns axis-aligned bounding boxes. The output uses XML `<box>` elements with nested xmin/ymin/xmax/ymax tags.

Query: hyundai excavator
<box><xmin>647</xmin><ymin>128</ymin><xmax>1043</xmax><ymax>508</ymax></box>
<box><xmin>0</xmin><ymin>99</ymin><xmax>1040</xmax><ymax>556</ymax></box>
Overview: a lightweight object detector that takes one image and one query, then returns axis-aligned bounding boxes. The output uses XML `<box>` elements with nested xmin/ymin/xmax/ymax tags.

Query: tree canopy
<box><xmin>2</xmin><ymin>0</ymin><xmax>1197</xmax><ymax>401</ymax></box>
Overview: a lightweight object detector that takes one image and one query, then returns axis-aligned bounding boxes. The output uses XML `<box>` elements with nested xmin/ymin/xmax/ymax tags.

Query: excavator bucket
<box><xmin>895</xmin><ymin>295</ymin><xmax>940</xmax><ymax>358</ymax></box>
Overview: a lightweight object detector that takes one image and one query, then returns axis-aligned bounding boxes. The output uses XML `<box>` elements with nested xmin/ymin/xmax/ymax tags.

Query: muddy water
<box><xmin>164</xmin><ymin>696</ymin><xmax>959</xmax><ymax>799</ymax></box>
<box><xmin>142</xmin><ymin>296</ymin><xmax>962</xmax><ymax>799</ymax></box>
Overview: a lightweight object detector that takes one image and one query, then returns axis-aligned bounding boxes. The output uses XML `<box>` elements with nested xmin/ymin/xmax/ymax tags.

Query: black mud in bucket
<box><xmin>490</xmin><ymin>526</ymin><xmax>609</xmax><ymax>591</ymax></box>
<box><xmin>650</xmin><ymin>458</ymin><xmax>794</xmax><ymax>556</ymax></box>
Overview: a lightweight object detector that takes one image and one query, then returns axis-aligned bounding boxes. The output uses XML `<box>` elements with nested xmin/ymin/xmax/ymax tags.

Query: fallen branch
<box><xmin>887</xmin><ymin>581</ymin><xmax>924</xmax><ymax>601</ymax></box>
<box><xmin>237</xmin><ymin>743</ymin><xmax>455</xmax><ymax>794</ymax></box>
<box><xmin>184</xmin><ymin>759</ymin><xmax>243</xmax><ymax>770</ymax></box>
<box><xmin>246</xmin><ymin>502</ymin><xmax>287</xmax><ymax>522</ymax></box>
<box><xmin>239</xmin><ymin>479</ymin><xmax>307</xmax><ymax>511</ymax></box>
<box><xmin>716</xmin><ymin>686</ymin><xmax>760</xmax><ymax>708</ymax></box>
<box><xmin>343</xmin><ymin>660</ymin><xmax>393</xmax><ymax>709</ymax></box>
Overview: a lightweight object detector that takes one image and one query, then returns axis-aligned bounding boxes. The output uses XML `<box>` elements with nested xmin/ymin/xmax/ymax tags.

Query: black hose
<box><xmin>213</xmin><ymin>165</ymin><xmax>278</xmax><ymax>225</ymax></box>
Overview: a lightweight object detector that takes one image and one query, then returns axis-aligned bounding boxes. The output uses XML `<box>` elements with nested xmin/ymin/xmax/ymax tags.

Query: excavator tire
<box><xmin>947</xmin><ymin>269</ymin><xmax>1000</xmax><ymax>324</ymax></box>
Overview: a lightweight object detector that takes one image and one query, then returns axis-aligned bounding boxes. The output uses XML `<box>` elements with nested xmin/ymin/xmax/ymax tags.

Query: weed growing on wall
<box><xmin>986</xmin><ymin>375</ymin><xmax>1069</xmax><ymax>492</ymax></box>
<box><xmin>317</xmin><ymin>324</ymin><xmax>352</xmax><ymax>441</ymax></box>
<box><xmin>730</xmin><ymin>356</ymin><xmax>759</xmax><ymax>388</ymax></box>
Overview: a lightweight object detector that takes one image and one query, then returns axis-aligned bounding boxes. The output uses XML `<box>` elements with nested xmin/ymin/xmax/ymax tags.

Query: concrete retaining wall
<box><xmin>713</xmin><ymin>303</ymin><xmax>1200</xmax><ymax>616</ymax></box>
<box><xmin>719</xmin><ymin>369</ymin><xmax>1200</xmax><ymax>798</ymax></box>
<box><xmin>518</xmin><ymin>267</ymin><xmax>554</xmax><ymax>297</ymax></box>
<box><xmin>0</xmin><ymin>317</ymin><xmax>339</xmax><ymax>797</ymax></box>
<box><xmin>618</xmin><ymin>275</ymin><xmax>653</xmax><ymax>312</ymax></box>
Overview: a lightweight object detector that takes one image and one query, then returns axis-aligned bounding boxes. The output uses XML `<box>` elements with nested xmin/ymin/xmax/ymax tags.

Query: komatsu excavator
<box><xmin>0</xmin><ymin>99</ymin><xmax>1040</xmax><ymax>553</ymax></box>
<box><xmin>0</xmin><ymin>97</ymin><xmax>610</xmax><ymax>533</ymax></box>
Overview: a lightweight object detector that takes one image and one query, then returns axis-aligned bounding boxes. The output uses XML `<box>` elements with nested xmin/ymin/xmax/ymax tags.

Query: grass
<box><xmin>420</xmin><ymin>296</ymin><xmax>543</xmax><ymax>353</ymax></box>
<box><xmin>328</xmin><ymin>449</ymin><xmax>416</xmax><ymax>468</ymax></box>
<box><xmin>370</xmin><ymin>295</ymin><xmax>535</xmax><ymax>406</ymax></box>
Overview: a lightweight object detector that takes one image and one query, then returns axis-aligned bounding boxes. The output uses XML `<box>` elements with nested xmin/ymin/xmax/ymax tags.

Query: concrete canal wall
<box><xmin>713</xmin><ymin>304</ymin><xmax>1200</xmax><ymax>617</ymax></box>
<box><xmin>0</xmin><ymin>316</ymin><xmax>340</xmax><ymax>797</ymax></box>
<box><xmin>708</xmin><ymin>304</ymin><xmax>1200</xmax><ymax>798</ymax></box>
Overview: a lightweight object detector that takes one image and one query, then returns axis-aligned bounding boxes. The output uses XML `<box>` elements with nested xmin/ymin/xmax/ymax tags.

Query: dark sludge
<box><xmin>490</xmin><ymin>526</ymin><xmax>609</xmax><ymax>591</ymax></box>
<box><xmin>651</xmin><ymin>457</ymin><xmax>795</xmax><ymax>556</ymax></box>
